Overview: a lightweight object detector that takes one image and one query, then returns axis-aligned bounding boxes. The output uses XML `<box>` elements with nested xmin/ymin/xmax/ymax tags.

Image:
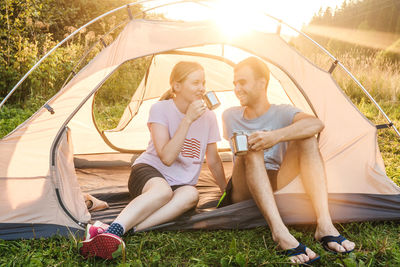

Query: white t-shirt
<box><xmin>133</xmin><ymin>99</ymin><xmax>221</xmax><ymax>186</ymax></box>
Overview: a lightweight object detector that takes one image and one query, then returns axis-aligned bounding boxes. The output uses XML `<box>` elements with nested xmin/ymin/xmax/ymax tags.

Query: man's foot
<box><xmin>84</xmin><ymin>221</ymin><xmax>109</xmax><ymax>240</ymax></box>
<box><xmin>274</xmin><ymin>231</ymin><xmax>319</xmax><ymax>264</ymax></box>
<box><xmin>282</xmin><ymin>243</ymin><xmax>321</xmax><ymax>265</ymax></box>
<box><xmin>319</xmin><ymin>235</ymin><xmax>355</xmax><ymax>254</ymax></box>
<box><xmin>315</xmin><ymin>226</ymin><xmax>355</xmax><ymax>254</ymax></box>
<box><xmin>79</xmin><ymin>233</ymin><xmax>125</xmax><ymax>260</ymax></box>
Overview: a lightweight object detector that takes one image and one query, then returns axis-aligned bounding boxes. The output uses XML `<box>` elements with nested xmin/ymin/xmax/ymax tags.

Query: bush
<box><xmin>0</xmin><ymin>105</ymin><xmax>36</xmax><ymax>138</ymax></box>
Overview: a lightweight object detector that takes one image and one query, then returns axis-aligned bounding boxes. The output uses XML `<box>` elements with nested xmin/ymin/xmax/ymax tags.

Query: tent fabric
<box><xmin>0</xmin><ymin>223</ymin><xmax>83</xmax><ymax>241</ymax></box>
<box><xmin>1</xmin><ymin>18</ymin><xmax>399</xmax><ymax>240</ymax></box>
<box><xmin>74</xmin><ymin>159</ymin><xmax>400</xmax><ymax>230</ymax></box>
<box><xmin>0</xmin><ymin>128</ymin><xmax>88</xmax><ymax>234</ymax></box>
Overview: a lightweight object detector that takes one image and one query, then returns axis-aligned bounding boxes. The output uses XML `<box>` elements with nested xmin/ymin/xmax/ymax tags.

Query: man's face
<box><xmin>233</xmin><ymin>66</ymin><xmax>265</xmax><ymax>107</ymax></box>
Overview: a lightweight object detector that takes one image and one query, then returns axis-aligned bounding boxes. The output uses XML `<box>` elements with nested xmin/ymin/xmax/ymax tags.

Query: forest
<box><xmin>311</xmin><ymin>0</ymin><xmax>400</xmax><ymax>33</ymax></box>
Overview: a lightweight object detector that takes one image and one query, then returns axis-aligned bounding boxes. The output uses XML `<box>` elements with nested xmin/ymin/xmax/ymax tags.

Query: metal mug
<box><xmin>203</xmin><ymin>91</ymin><xmax>220</xmax><ymax>110</ymax></box>
<box><xmin>231</xmin><ymin>132</ymin><xmax>248</xmax><ymax>156</ymax></box>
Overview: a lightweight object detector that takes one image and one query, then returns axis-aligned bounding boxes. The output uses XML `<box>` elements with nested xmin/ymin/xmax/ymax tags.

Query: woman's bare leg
<box><xmin>113</xmin><ymin>177</ymin><xmax>173</xmax><ymax>234</ymax></box>
<box><xmin>135</xmin><ymin>185</ymin><xmax>199</xmax><ymax>231</ymax></box>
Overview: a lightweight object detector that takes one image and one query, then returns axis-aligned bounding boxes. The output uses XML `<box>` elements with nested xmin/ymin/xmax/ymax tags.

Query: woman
<box><xmin>79</xmin><ymin>61</ymin><xmax>227</xmax><ymax>259</ymax></box>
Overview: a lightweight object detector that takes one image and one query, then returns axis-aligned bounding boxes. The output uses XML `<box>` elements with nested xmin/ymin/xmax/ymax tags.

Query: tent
<box><xmin>1</xmin><ymin>1</ymin><xmax>400</xmax><ymax>240</ymax></box>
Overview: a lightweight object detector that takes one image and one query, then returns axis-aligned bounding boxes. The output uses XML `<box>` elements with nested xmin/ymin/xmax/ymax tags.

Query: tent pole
<box><xmin>0</xmin><ymin>0</ymin><xmax>212</xmax><ymax>109</ymax></box>
<box><xmin>60</xmin><ymin>20</ymin><xmax>129</xmax><ymax>90</ymax></box>
<box><xmin>0</xmin><ymin>0</ymin><xmax>161</xmax><ymax>109</ymax></box>
<box><xmin>59</xmin><ymin>1</ymin><xmax>210</xmax><ymax>93</ymax></box>
<box><xmin>337</xmin><ymin>62</ymin><xmax>400</xmax><ymax>137</ymax></box>
<box><xmin>262</xmin><ymin>12</ymin><xmax>400</xmax><ymax>139</ymax></box>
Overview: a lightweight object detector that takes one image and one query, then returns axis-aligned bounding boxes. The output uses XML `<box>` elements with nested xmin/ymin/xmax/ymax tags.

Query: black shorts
<box><xmin>217</xmin><ymin>169</ymin><xmax>278</xmax><ymax>208</ymax></box>
<box><xmin>128</xmin><ymin>163</ymin><xmax>184</xmax><ymax>199</ymax></box>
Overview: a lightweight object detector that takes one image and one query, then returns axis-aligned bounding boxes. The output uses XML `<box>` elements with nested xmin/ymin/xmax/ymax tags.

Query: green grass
<box><xmin>1</xmin><ymin>222</ymin><xmax>400</xmax><ymax>266</ymax></box>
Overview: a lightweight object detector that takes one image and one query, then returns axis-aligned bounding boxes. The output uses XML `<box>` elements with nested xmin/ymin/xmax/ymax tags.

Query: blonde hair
<box><xmin>159</xmin><ymin>61</ymin><xmax>204</xmax><ymax>100</ymax></box>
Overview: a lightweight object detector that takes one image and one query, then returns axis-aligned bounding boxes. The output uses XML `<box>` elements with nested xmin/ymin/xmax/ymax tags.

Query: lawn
<box><xmin>1</xmin><ymin>221</ymin><xmax>400</xmax><ymax>266</ymax></box>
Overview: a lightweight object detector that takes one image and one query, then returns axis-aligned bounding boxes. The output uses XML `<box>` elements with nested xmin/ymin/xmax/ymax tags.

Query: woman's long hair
<box><xmin>159</xmin><ymin>61</ymin><xmax>204</xmax><ymax>100</ymax></box>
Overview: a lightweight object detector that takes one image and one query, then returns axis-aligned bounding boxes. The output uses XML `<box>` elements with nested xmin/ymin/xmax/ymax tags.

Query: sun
<box><xmin>144</xmin><ymin>0</ymin><xmax>344</xmax><ymax>38</ymax></box>
<box><xmin>210</xmin><ymin>0</ymin><xmax>277</xmax><ymax>38</ymax></box>
<box><xmin>147</xmin><ymin>0</ymin><xmax>279</xmax><ymax>38</ymax></box>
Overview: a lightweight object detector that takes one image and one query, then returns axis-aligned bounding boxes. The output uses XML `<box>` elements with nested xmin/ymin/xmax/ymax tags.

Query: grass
<box><xmin>1</xmin><ymin>222</ymin><xmax>400</xmax><ymax>266</ymax></box>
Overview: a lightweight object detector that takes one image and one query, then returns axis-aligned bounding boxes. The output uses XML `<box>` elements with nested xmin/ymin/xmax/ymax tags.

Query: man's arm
<box><xmin>248</xmin><ymin>112</ymin><xmax>324</xmax><ymax>151</ymax></box>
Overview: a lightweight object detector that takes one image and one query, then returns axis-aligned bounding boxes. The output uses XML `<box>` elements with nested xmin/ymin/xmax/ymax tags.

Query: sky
<box><xmin>142</xmin><ymin>0</ymin><xmax>347</xmax><ymax>35</ymax></box>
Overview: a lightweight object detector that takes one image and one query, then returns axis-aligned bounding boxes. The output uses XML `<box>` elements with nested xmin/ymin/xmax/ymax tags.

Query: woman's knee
<box><xmin>143</xmin><ymin>178</ymin><xmax>173</xmax><ymax>203</ymax></box>
<box><xmin>180</xmin><ymin>186</ymin><xmax>199</xmax><ymax>209</ymax></box>
<box><xmin>159</xmin><ymin>185</ymin><xmax>174</xmax><ymax>203</ymax></box>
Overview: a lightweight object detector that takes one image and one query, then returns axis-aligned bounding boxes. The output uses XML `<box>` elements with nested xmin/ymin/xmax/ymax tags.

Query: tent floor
<box><xmin>75</xmin><ymin>155</ymin><xmax>400</xmax><ymax>228</ymax></box>
<box><xmin>76</xmin><ymin>162</ymin><xmax>233</xmax><ymax>224</ymax></box>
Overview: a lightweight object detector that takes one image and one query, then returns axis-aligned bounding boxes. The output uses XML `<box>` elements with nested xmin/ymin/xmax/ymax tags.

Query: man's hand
<box><xmin>247</xmin><ymin>130</ymin><xmax>281</xmax><ymax>151</ymax></box>
<box><xmin>185</xmin><ymin>100</ymin><xmax>206</xmax><ymax>123</ymax></box>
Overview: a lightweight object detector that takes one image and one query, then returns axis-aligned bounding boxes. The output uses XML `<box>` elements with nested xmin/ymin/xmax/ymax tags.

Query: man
<box><xmin>220</xmin><ymin>57</ymin><xmax>355</xmax><ymax>264</ymax></box>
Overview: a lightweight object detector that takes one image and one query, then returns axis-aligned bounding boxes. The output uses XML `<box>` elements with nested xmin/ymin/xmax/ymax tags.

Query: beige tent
<box><xmin>1</xmin><ymin>12</ymin><xmax>400</xmax><ymax>240</ymax></box>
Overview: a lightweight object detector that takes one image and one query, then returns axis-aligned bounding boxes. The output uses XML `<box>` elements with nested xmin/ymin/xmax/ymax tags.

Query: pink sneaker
<box><xmin>84</xmin><ymin>221</ymin><xmax>109</xmax><ymax>240</ymax></box>
<box><xmin>79</xmin><ymin>233</ymin><xmax>125</xmax><ymax>260</ymax></box>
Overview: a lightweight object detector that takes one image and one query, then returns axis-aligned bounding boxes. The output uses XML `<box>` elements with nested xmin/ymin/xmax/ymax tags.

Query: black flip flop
<box><xmin>282</xmin><ymin>243</ymin><xmax>321</xmax><ymax>265</ymax></box>
<box><xmin>319</xmin><ymin>235</ymin><xmax>354</xmax><ymax>254</ymax></box>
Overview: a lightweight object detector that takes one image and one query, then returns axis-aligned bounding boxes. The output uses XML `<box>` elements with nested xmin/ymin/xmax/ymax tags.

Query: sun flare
<box><xmin>148</xmin><ymin>0</ymin><xmax>279</xmax><ymax>38</ymax></box>
<box><xmin>210</xmin><ymin>0</ymin><xmax>279</xmax><ymax>38</ymax></box>
<box><xmin>145</xmin><ymin>0</ymin><xmax>347</xmax><ymax>38</ymax></box>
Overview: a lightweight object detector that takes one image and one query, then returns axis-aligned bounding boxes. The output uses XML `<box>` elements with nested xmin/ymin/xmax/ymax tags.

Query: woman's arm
<box><xmin>206</xmin><ymin>143</ymin><xmax>227</xmax><ymax>193</ymax></box>
<box><xmin>151</xmin><ymin>100</ymin><xmax>206</xmax><ymax>166</ymax></box>
<box><xmin>150</xmin><ymin>119</ymin><xmax>190</xmax><ymax>166</ymax></box>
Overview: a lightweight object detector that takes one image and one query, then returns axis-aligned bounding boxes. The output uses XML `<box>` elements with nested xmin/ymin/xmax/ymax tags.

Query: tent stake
<box><xmin>44</xmin><ymin>104</ymin><xmax>55</xmax><ymax>114</ymax></box>
<box><xmin>127</xmin><ymin>5</ymin><xmax>133</xmax><ymax>20</ymax></box>
<box><xmin>328</xmin><ymin>59</ymin><xmax>339</xmax><ymax>73</ymax></box>
<box><xmin>276</xmin><ymin>23</ymin><xmax>281</xmax><ymax>35</ymax></box>
<box><xmin>376</xmin><ymin>123</ymin><xmax>394</xmax><ymax>129</ymax></box>
<box><xmin>100</xmin><ymin>37</ymin><xmax>107</xmax><ymax>48</ymax></box>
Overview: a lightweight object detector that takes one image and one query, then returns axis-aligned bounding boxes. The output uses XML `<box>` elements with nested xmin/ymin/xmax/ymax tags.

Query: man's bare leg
<box><xmin>278</xmin><ymin>137</ymin><xmax>355</xmax><ymax>253</ymax></box>
<box><xmin>231</xmin><ymin>152</ymin><xmax>317</xmax><ymax>264</ymax></box>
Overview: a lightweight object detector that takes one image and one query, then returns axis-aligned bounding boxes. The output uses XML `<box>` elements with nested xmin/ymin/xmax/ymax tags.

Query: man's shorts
<box><xmin>217</xmin><ymin>169</ymin><xmax>279</xmax><ymax>208</ymax></box>
<box><xmin>128</xmin><ymin>163</ymin><xmax>184</xmax><ymax>199</ymax></box>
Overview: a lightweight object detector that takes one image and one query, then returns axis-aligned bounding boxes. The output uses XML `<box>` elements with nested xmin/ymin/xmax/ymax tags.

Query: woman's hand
<box><xmin>185</xmin><ymin>100</ymin><xmax>206</xmax><ymax>123</ymax></box>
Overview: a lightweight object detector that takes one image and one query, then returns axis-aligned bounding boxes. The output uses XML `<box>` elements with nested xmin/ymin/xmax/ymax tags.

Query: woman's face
<box><xmin>175</xmin><ymin>69</ymin><xmax>205</xmax><ymax>103</ymax></box>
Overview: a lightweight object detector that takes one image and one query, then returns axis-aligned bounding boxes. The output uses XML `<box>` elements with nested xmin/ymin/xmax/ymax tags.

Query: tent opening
<box><xmin>69</xmin><ymin>45</ymin><xmax>317</xmax><ymax>225</ymax></box>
